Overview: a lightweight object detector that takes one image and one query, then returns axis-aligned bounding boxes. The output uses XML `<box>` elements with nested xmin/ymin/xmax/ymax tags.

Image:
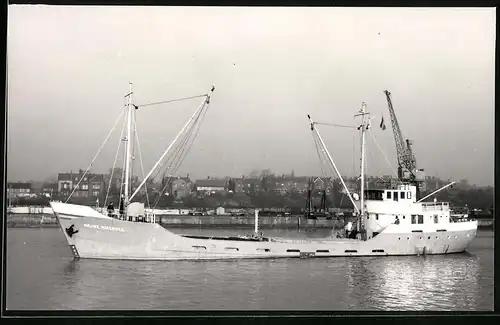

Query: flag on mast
<box><xmin>380</xmin><ymin>116</ymin><xmax>387</xmax><ymax>130</ymax></box>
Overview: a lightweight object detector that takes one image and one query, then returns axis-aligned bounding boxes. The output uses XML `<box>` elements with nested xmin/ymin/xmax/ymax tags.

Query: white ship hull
<box><xmin>51</xmin><ymin>202</ymin><xmax>478</xmax><ymax>260</ymax></box>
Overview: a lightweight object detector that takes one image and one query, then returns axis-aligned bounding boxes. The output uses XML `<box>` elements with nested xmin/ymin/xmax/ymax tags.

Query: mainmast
<box><xmin>355</xmin><ymin>102</ymin><xmax>370</xmax><ymax>240</ymax></box>
<box><xmin>124</xmin><ymin>82</ymin><xmax>133</xmax><ymax>210</ymax></box>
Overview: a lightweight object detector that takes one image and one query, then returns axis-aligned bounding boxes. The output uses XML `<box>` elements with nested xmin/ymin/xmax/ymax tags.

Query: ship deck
<box><xmin>180</xmin><ymin>234</ymin><xmax>358</xmax><ymax>244</ymax></box>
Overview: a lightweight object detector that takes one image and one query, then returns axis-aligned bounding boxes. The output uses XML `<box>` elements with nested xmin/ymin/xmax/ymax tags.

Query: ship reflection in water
<box><xmin>7</xmin><ymin>228</ymin><xmax>493</xmax><ymax>311</ymax></box>
<box><xmin>344</xmin><ymin>254</ymin><xmax>482</xmax><ymax>310</ymax></box>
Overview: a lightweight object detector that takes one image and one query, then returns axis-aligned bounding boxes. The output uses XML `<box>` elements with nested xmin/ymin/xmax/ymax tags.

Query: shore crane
<box><xmin>383</xmin><ymin>90</ymin><xmax>425</xmax><ymax>199</ymax></box>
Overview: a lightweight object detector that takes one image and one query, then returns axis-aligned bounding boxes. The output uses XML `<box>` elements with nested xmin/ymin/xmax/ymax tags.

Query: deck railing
<box><xmin>95</xmin><ymin>207</ymin><xmax>156</xmax><ymax>223</ymax></box>
<box><xmin>421</xmin><ymin>202</ymin><xmax>450</xmax><ymax>212</ymax></box>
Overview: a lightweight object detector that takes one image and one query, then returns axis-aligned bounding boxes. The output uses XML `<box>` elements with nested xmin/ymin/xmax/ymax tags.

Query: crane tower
<box><xmin>383</xmin><ymin>90</ymin><xmax>425</xmax><ymax>199</ymax></box>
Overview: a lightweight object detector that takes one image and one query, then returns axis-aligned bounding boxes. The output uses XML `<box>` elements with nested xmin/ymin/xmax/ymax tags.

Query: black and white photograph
<box><xmin>5</xmin><ymin>5</ymin><xmax>495</xmax><ymax>312</ymax></box>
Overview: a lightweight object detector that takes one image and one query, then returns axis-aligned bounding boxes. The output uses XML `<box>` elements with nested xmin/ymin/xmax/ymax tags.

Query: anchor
<box><xmin>65</xmin><ymin>224</ymin><xmax>79</xmax><ymax>238</ymax></box>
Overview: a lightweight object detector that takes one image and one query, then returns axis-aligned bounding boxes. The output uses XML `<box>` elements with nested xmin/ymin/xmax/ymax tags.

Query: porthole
<box><xmin>436</xmin><ymin>236</ymin><xmax>439</xmax><ymax>239</ymax></box>
<box><xmin>447</xmin><ymin>236</ymin><xmax>451</xmax><ymax>239</ymax></box>
<box><xmin>407</xmin><ymin>237</ymin><xmax>410</xmax><ymax>240</ymax></box>
<box><xmin>398</xmin><ymin>237</ymin><xmax>401</xmax><ymax>240</ymax></box>
<box><xmin>428</xmin><ymin>236</ymin><xmax>431</xmax><ymax>240</ymax></box>
<box><xmin>419</xmin><ymin>236</ymin><xmax>423</xmax><ymax>240</ymax></box>
<box><xmin>403</xmin><ymin>216</ymin><xmax>406</xmax><ymax>219</ymax></box>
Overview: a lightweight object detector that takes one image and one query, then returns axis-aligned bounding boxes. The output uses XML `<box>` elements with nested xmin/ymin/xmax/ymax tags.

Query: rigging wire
<box><xmin>168</xmin><ymin>102</ymin><xmax>209</xmax><ymax>175</ymax></box>
<box><xmin>149</xmin><ymin>100</ymin><xmax>208</xmax><ymax>183</ymax></box>
<box><xmin>153</xmin><ymin>137</ymin><xmax>195</xmax><ymax>207</ymax></box>
<box><xmin>104</xmin><ymin>110</ymin><xmax>128</xmax><ymax>208</ymax></box>
<box><xmin>311</xmin><ymin>130</ymin><xmax>327</xmax><ymax>179</ymax></box>
<box><xmin>311</xmin><ymin>128</ymin><xmax>349</xmax><ymax>210</ymax></box>
<box><xmin>313</xmin><ymin>129</ymin><xmax>339</xmax><ymax>181</ymax></box>
<box><xmin>119</xmin><ymin>135</ymin><xmax>127</xmax><ymax>211</ymax></box>
<box><xmin>132</xmin><ymin>112</ymin><xmax>151</xmax><ymax>210</ymax></box>
<box><xmin>309</xmin><ymin>119</ymin><xmax>357</xmax><ymax>175</ymax></box>
<box><xmin>150</xmin><ymin>107</ymin><xmax>200</xmax><ymax>184</ymax></box>
<box><xmin>152</xmin><ymin>101</ymin><xmax>209</xmax><ymax>208</ymax></box>
<box><xmin>161</xmin><ymin>116</ymin><xmax>199</xmax><ymax>179</ymax></box>
<box><xmin>65</xmin><ymin>107</ymin><xmax>127</xmax><ymax>203</ymax></box>
<box><xmin>312</xmin><ymin>132</ymin><xmax>334</xmax><ymax>196</ymax></box>
<box><xmin>314</xmin><ymin>122</ymin><xmax>357</xmax><ymax>129</ymax></box>
<box><xmin>167</xmin><ymin>101</ymin><xmax>209</xmax><ymax>178</ymax></box>
<box><xmin>136</xmin><ymin>94</ymin><xmax>208</xmax><ymax>108</ymax></box>
<box><xmin>365</xmin><ymin>129</ymin><xmax>369</xmax><ymax>190</ymax></box>
<box><xmin>130</xmin><ymin>108</ymin><xmax>136</xmax><ymax>196</ymax></box>
<box><xmin>118</xmin><ymin>97</ymin><xmax>129</xmax><ymax>209</ymax></box>
<box><xmin>311</xmin><ymin>130</ymin><xmax>334</xmax><ymax>210</ymax></box>
<box><xmin>163</xmin><ymin>103</ymin><xmax>208</xmax><ymax>176</ymax></box>
<box><xmin>367</xmin><ymin>129</ymin><xmax>399</xmax><ymax>179</ymax></box>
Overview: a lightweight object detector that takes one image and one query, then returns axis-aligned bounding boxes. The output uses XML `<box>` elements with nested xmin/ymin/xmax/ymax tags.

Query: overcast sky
<box><xmin>7</xmin><ymin>6</ymin><xmax>495</xmax><ymax>186</ymax></box>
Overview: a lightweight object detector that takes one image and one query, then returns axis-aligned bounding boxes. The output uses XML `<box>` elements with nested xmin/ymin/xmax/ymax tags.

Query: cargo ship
<box><xmin>51</xmin><ymin>86</ymin><xmax>477</xmax><ymax>260</ymax></box>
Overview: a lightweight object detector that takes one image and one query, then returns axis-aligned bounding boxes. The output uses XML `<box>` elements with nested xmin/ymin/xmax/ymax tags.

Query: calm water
<box><xmin>6</xmin><ymin>227</ymin><xmax>494</xmax><ymax>311</ymax></box>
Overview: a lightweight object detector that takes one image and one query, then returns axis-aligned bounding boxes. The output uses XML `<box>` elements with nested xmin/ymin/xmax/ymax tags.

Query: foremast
<box><xmin>123</xmin><ymin>82</ymin><xmax>134</xmax><ymax>211</ymax></box>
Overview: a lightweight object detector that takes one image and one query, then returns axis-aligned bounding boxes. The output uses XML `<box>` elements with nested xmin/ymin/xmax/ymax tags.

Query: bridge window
<box><xmin>400</xmin><ymin>192</ymin><xmax>405</xmax><ymax>199</ymax></box>
<box><xmin>365</xmin><ymin>190</ymin><xmax>383</xmax><ymax>200</ymax></box>
<box><xmin>375</xmin><ymin>214</ymin><xmax>379</xmax><ymax>220</ymax></box>
<box><xmin>408</xmin><ymin>191</ymin><xmax>412</xmax><ymax>199</ymax></box>
<box><xmin>411</xmin><ymin>214</ymin><xmax>417</xmax><ymax>224</ymax></box>
<box><xmin>393</xmin><ymin>192</ymin><xmax>399</xmax><ymax>201</ymax></box>
<box><xmin>418</xmin><ymin>215</ymin><xmax>424</xmax><ymax>224</ymax></box>
<box><xmin>386</xmin><ymin>191</ymin><xmax>392</xmax><ymax>199</ymax></box>
<box><xmin>434</xmin><ymin>215</ymin><xmax>439</xmax><ymax>224</ymax></box>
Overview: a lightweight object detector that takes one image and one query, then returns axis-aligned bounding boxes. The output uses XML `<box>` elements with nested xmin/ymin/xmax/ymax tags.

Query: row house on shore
<box><xmin>163</xmin><ymin>176</ymin><xmax>193</xmax><ymax>200</ymax></box>
<box><xmin>7</xmin><ymin>182</ymin><xmax>33</xmax><ymax>198</ymax></box>
<box><xmin>228</xmin><ymin>177</ymin><xmax>262</xmax><ymax>195</ymax></box>
<box><xmin>7</xmin><ymin>181</ymin><xmax>62</xmax><ymax>198</ymax></box>
<box><xmin>194</xmin><ymin>178</ymin><xmax>228</xmax><ymax>197</ymax></box>
<box><xmin>262</xmin><ymin>175</ymin><xmax>333</xmax><ymax>195</ymax></box>
<box><xmin>42</xmin><ymin>183</ymin><xmax>58</xmax><ymax>197</ymax></box>
<box><xmin>57</xmin><ymin>170</ymin><xmax>107</xmax><ymax>199</ymax></box>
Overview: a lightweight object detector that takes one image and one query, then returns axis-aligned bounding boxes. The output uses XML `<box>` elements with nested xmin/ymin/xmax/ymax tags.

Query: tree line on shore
<box><xmin>10</xmin><ymin>184</ymin><xmax>494</xmax><ymax>215</ymax></box>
